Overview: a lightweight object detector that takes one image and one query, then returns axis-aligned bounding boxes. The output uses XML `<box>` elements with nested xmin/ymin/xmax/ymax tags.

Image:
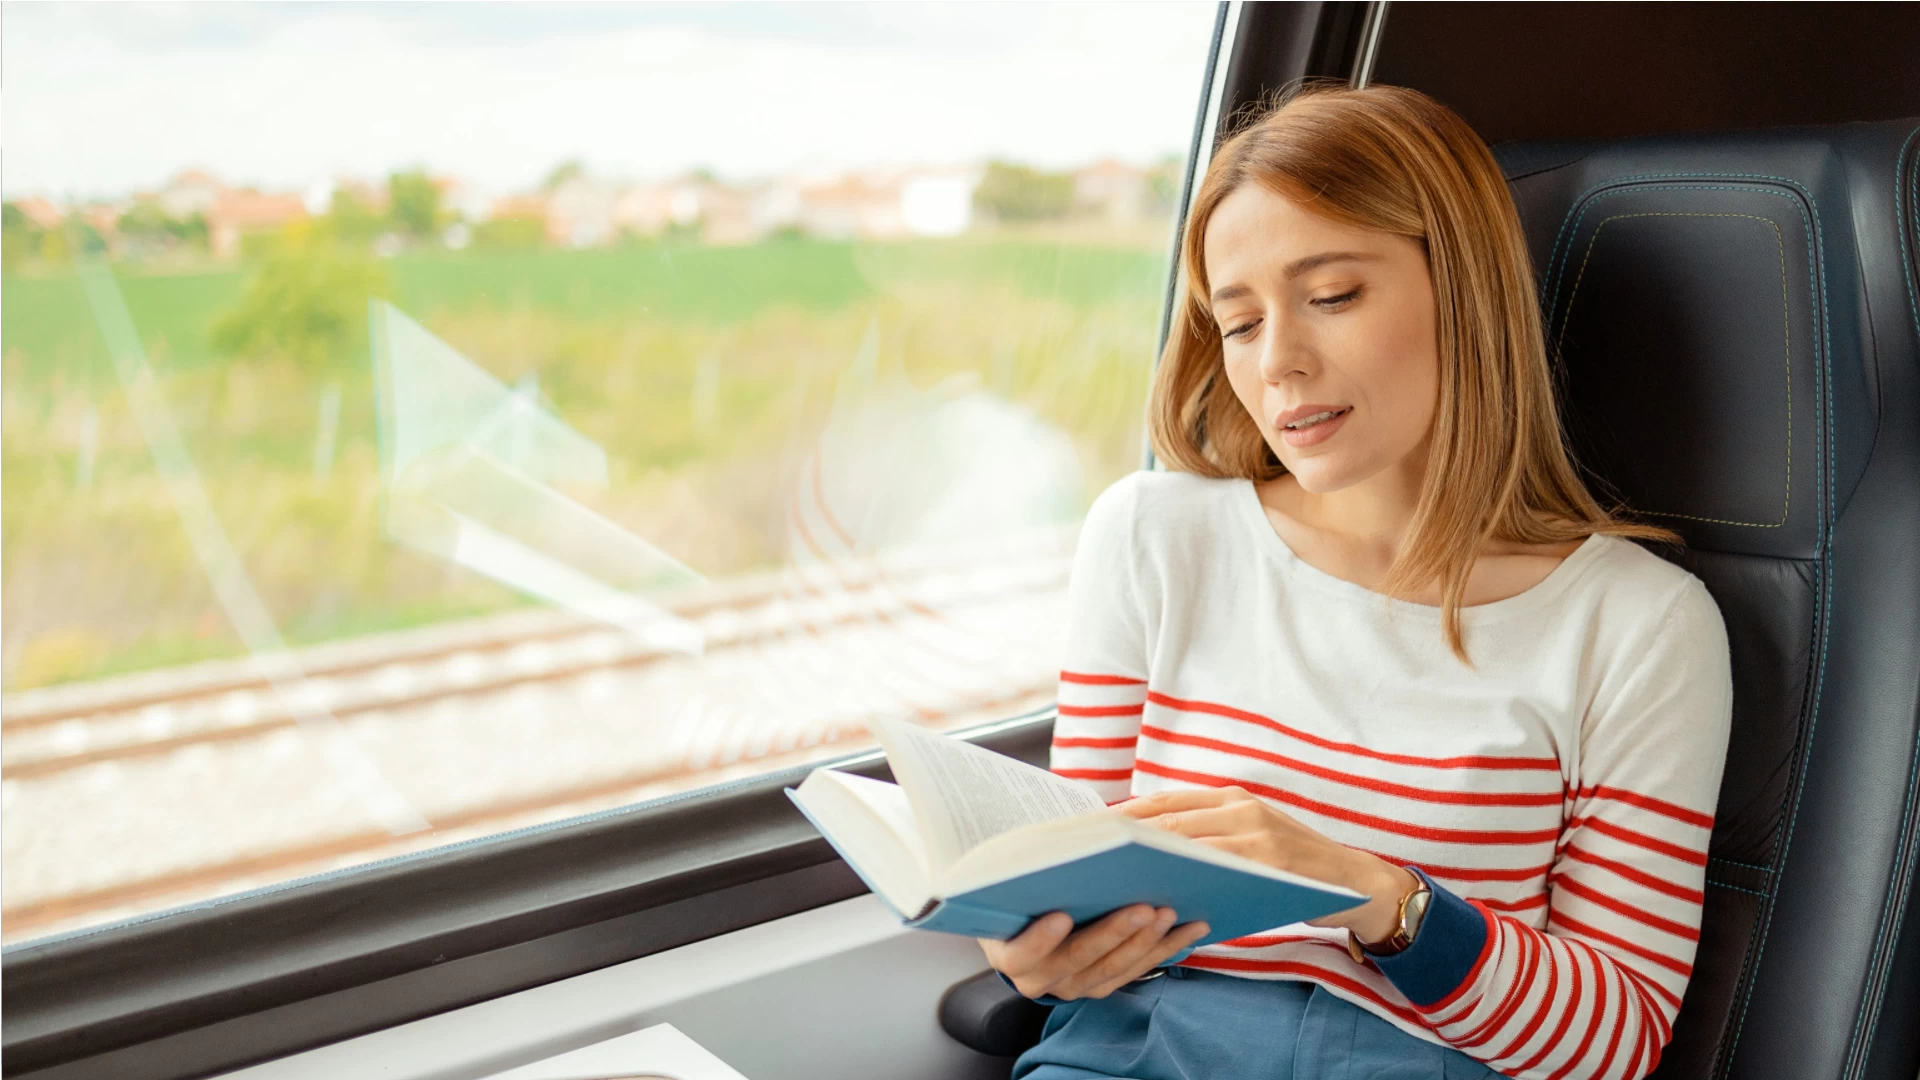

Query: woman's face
<box><xmin>1202</xmin><ymin>183</ymin><xmax>1440</xmax><ymax>495</ymax></box>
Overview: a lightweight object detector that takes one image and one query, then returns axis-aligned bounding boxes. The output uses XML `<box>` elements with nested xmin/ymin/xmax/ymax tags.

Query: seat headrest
<box><xmin>1494</xmin><ymin>121</ymin><xmax>1919</xmax><ymax>560</ymax></box>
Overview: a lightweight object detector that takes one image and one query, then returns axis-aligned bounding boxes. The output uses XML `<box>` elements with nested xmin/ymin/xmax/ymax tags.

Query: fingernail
<box><xmin>1156</xmin><ymin>909</ymin><xmax>1176</xmax><ymax>930</ymax></box>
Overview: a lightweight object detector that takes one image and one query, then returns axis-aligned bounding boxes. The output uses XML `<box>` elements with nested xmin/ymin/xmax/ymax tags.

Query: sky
<box><xmin>5</xmin><ymin>1</ymin><xmax>1221</xmax><ymax>202</ymax></box>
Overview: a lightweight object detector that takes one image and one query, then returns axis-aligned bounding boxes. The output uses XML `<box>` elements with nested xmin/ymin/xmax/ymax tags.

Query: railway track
<box><xmin>1</xmin><ymin>538</ymin><xmax>1075</xmax><ymax>942</ymax></box>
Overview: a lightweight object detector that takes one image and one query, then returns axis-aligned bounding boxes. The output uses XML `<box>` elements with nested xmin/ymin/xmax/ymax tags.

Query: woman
<box><xmin>980</xmin><ymin>84</ymin><xmax>1733</xmax><ymax>1080</ymax></box>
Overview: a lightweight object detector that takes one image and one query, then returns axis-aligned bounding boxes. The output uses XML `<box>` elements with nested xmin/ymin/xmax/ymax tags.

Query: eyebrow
<box><xmin>1209</xmin><ymin>250</ymin><xmax>1379</xmax><ymax>305</ymax></box>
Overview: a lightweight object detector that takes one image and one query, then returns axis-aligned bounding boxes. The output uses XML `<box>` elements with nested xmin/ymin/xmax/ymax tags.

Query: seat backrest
<box><xmin>1494</xmin><ymin>120</ymin><xmax>1920</xmax><ymax>1080</ymax></box>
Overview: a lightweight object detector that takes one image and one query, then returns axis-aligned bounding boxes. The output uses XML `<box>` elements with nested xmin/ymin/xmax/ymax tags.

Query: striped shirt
<box><xmin>1051</xmin><ymin>470</ymin><xmax>1732</xmax><ymax>1080</ymax></box>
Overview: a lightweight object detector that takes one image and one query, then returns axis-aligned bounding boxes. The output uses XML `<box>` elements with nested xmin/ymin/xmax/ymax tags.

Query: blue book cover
<box><xmin>786</xmin><ymin>784</ymin><xmax>1366</xmax><ymax>949</ymax></box>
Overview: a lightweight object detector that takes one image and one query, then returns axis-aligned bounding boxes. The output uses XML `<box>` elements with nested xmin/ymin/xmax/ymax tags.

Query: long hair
<box><xmin>1147</xmin><ymin>83</ymin><xmax>1679</xmax><ymax>663</ymax></box>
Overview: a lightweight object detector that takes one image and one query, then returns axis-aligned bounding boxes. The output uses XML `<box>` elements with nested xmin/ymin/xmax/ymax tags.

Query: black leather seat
<box><xmin>942</xmin><ymin>119</ymin><xmax>1920</xmax><ymax>1079</ymax></box>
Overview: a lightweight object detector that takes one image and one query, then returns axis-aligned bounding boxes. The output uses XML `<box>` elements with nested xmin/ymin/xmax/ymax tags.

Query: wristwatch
<box><xmin>1347</xmin><ymin>871</ymin><xmax>1432</xmax><ymax>964</ymax></box>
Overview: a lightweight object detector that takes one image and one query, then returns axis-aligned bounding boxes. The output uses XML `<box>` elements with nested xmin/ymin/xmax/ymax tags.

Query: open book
<box><xmin>786</xmin><ymin>716</ymin><xmax>1366</xmax><ymax>947</ymax></box>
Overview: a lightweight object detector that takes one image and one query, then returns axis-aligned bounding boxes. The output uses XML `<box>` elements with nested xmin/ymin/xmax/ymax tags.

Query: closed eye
<box><xmin>1310</xmin><ymin>287</ymin><xmax>1362</xmax><ymax>310</ymax></box>
<box><xmin>1222</xmin><ymin>319</ymin><xmax>1260</xmax><ymax>341</ymax></box>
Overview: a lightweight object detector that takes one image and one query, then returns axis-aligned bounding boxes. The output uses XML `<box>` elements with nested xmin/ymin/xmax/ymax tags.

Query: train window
<box><xmin>1</xmin><ymin>3</ymin><xmax>1219</xmax><ymax>944</ymax></box>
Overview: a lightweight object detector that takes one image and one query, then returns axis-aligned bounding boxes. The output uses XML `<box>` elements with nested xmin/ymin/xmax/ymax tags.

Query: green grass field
<box><xmin>2</xmin><ymin>230</ymin><xmax>1173</xmax><ymax>689</ymax></box>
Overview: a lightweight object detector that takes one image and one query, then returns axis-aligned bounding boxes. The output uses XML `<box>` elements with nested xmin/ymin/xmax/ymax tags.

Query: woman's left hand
<box><xmin>1116</xmin><ymin>786</ymin><xmax>1418</xmax><ymax>945</ymax></box>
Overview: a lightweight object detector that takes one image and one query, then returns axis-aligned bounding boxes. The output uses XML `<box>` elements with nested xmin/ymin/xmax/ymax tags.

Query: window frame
<box><xmin>0</xmin><ymin>4</ymin><xmax>1368</xmax><ymax>1077</ymax></box>
<box><xmin>1</xmin><ymin>712</ymin><xmax>1051</xmax><ymax>1080</ymax></box>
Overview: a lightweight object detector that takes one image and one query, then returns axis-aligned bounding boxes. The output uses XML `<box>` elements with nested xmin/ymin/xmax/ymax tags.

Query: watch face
<box><xmin>1403</xmin><ymin>886</ymin><xmax>1433</xmax><ymax>941</ymax></box>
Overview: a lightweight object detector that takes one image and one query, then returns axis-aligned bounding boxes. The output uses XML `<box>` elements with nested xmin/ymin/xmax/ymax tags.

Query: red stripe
<box><xmin>1370</xmin><ymin>853</ymin><xmax>1553</xmax><ymax>884</ymax></box>
<box><xmin>1624</xmin><ymin>1019</ymin><xmax>1650</xmax><ymax>1080</ymax></box>
<box><xmin>1051</xmin><ymin>767</ymin><xmax>1132</xmax><ymax>782</ymax></box>
<box><xmin>1176</xmin><ymin>955</ymin><xmax>1425</xmax><ymax>1027</ymax></box>
<box><xmin>1051</xmin><ymin>735</ymin><xmax>1140</xmax><ymax>749</ymax></box>
<box><xmin>1419</xmin><ymin>901</ymin><xmax>1498</xmax><ymax>1016</ymax></box>
<box><xmin>1139</xmin><ymin>724</ymin><xmax>1564</xmax><ymax>808</ymax></box>
<box><xmin>1456</xmin><ymin>923</ymin><xmax>1537</xmax><ymax>1048</ymax></box>
<box><xmin>1613</xmin><ymin>956</ymin><xmax>1684</xmax><ymax>1022</ymax></box>
<box><xmin>1061</xmin><ymin>671</ymin><xmax>1145</xmax><ymax>685</ymax></box>
<box><xmin>1554</xmin><ymin>874</ymin><xmax>1700</xmax><ymax>942</ymax></box>
<box><xmin>1574</xmin><ymin>784</ymin><xmax>1715</xmax><ymax>830</ymax></box>
<box><xmin>1057</xmin><ymin>704</ymin><xmax>1145</xmax><ymax>718</ymax></box>
<box><xmin>1490</xmin><ymin>921</ymin><xmax>1556</xmax><ymax>1060</ymax></box>
<box><xmin>1136</xmin><ymin>759</ymin><xmax>1562</xmax><ymax>846</ymax></box>
<box><xmin>1568</xmin><ymin>935</ymin><xmax>1675</xmax><ymax>1073</ymax></box>
<box><xmin>1551</xmin><ymin>911</ymin><xmax>1694</xmax><ymax>978</ymax></box>
<box><xmin>1479</xmin><ymin>893</ymin><xmax>1550</xmax><ymax>913</ymax></box>
<box><xmin>1547</xmin><ymin>938</ymin><xmax>1611</xmax><ymax>1080</ymax></box>
<box><xmin>1561</xmin><ymin>844</ymin><xmax>1706</xmax><ymax>904</ymax></box>
<box><xmin>1148</xmin><ymin>690</ymin><xmax>1560</xmax><ymax>772</ymax></box>
<box><xmin>1583</xmin><ymin>947</ymin><xmax>1634</xmax><ymax>1080</ymax></box>
<box><xmin>1515</xmin><ymin>936</ymin><xmax>1585</xmax><ymax>1074</ymax></box>
<box><xmin>1497</xmin><ymin>926</ymin><xmax>1559</xmax><ymax>1060</ymax></box>
<box><xmin>1569</xmin><ymin>816</ymin><xmax>1709</xmax><ymax>866</ymax></box>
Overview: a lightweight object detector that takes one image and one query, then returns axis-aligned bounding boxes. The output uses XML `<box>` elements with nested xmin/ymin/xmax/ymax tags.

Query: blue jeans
<box><xmin>1013</xmin><ymin>966</ymin><xmax>1499</xmax><ymax>1080</ymax></box>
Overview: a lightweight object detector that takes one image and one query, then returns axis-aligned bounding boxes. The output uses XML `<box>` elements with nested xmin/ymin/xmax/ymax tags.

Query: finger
<box><xmin>1060</xmin><ymin>907</ymin><xmax>1179</xmax><ymax>999</ymax></box>
<box><xmin>1084</xmin><ymin>915</ymin><xmax>1210</xmax><ymax>999</ymax></box>
<box><xmin>1030</xmin><ymin>905</ymin><xmax>1157</xmax><ymax>991</ymax></box>
<box><xmin>998</xmin><ymin>911</ymin><xmax>1074</xmax><ymax>975</ymax></box>
<box><xmin>1134</xmin><ymin>804</ymin><xmax>1253</xmax><ymax>838</ymax></box>
<box><xmin>1115</xmin><ymin>788</ymin><xmax>1235</xmax><ymax>817</ymax></box>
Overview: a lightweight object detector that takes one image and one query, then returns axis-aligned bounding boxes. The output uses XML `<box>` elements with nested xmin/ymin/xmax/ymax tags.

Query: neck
<box><xmin>1278</xmin><ymin>454</ymin><xmax>1428</xmax><ymax>560</ymax></box>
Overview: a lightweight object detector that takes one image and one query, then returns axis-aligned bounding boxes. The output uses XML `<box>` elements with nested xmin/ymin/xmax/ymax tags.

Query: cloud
<box><xmin>4</xmin><ymin>1</ymin><xmax>1216</xmax><ymax>199</ymax></box>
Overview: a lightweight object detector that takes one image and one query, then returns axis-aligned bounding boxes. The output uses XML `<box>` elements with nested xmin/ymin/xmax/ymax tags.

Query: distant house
<box><xmin>206</xmin><ymin>191</ymin><xmax>308</xmax><ymax>258</ymax></box>
<box><xmin>546</xmin><ymin>177</ymin><xmax>620</xmax><ymax>247</ymax></box>
<box><xmin>1073</xmin><ymin>160</ymin><xmax>1154</xmax><ymax>225</ymax></box>
<box><xmin>158</xmin><ymin>169</ymin><xmax>225</xmax><ymax>220</ymax></box>
<box><xmin>11</xmin><ymin>195</ymin><xmax>64</xmax><ymax>231</ymax></box>
<box><xmin>621</xmin><ymin>177</ymin><xmax>755</xmax><ymax>246</ymax></box>
<box><xmin>305</xmin><ymin>176</ymin><xmax>391</xmax><ymax>216</ymax></box>
<box><xmin>434</xmin><ymin>175</ymin><xmax>492</xmax><ymax>224</ymax></box>
<box><xmin>613</xmin><ymin>184</ymin><xmax>677</xmax><ymax>237</ymax></box>
<box><xmin>898</xmin><ymin>167</ymin><xmax>979</xmax><ymax>237</ymax></box>
<box><xmin>795</xmin><ymin>174</ymin><xmax>905</xmax><ymax>241</ymax></box>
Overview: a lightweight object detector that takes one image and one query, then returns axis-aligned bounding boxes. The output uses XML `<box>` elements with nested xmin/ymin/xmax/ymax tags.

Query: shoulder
<box><xmin>1083</xmin><ymin>469</ymin><xmax>1246</xmax><ymax>551</ymax></box>
<box><xmin>1088</xmin><ymin>468</ymin><xmax>1243</xmax><ymax>525</ymax></box>
<box><xmin>1578</xmin><ymin>534</ymin><xmax>1730</xmax><ymax>663</ymax></box>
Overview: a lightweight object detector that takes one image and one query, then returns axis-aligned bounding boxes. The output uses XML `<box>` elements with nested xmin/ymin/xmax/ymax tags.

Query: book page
<box><xmin>790</xmin><ymin>769</ymin><xmax>935</xmax><ymax>916</ymax></box>
<box><xmin>870</xmin><ymin>715</ymin><xmax>1106</xmax><ymax>873</ymax></box>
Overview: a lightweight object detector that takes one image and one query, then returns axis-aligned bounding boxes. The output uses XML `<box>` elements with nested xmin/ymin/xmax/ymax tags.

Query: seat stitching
<box><xmin>1554</xmin><ymin>211</ymin><xmax>1793</xmax><ymax>528</ymax></box>
<box><xmin>1706</xmin><ymin>881</ymin><xmax>1769</xmax><ymax>898</ymax></box>
<box><xmin>1842</xmin><ymin>123</ymin><xmax>1920</xmax><ymax>1080</ymax></box>
<box><xmin>1707</xmin><ymin>857</ymin><xmax>1774</xmax><ymax>873</ymax></box>
<box><xmin>1537</xmin><ymin>171</ymin><xmax>1834</xmax><ymax>1078</ymax></box>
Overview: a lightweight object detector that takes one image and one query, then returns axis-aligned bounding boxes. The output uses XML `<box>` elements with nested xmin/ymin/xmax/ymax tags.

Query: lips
<box><xmin>1274</xmin><ymin>405</ymin><xmax>1352</xmax><ymax>448</ymax></box>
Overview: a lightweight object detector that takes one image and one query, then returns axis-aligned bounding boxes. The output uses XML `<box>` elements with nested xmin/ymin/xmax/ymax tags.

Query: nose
<box><xmin>1256</xmin><ymin>310</ymin><xmax>1314</xmax><ymax>384</ymax></box>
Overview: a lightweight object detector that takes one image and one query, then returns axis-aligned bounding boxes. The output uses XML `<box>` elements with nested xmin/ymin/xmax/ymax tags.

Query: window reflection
<box><xmin>0</xmin><ymin>1</ymin><xmax>1214</xmax><ymax>943</ymax></box>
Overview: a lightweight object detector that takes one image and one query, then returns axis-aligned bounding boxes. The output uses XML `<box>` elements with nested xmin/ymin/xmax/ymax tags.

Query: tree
<box><xmin>972</xmin><ymin>161</ymin><xmax>1074</xmax><ymax>223</ymax></box>
<box><xmin>1147</xmin><ymin>154</ymin><xmax>1184</xmax><ymax>215</ymax></box>
<box><xmin>209</xmin><ymin>220</ymin><xmax>388</xmax><ymax>370</ymax></box>
<box><xmin>540</xmin><ymin>160</ymin><xmax>585</xmax><ymax>192</ymax></box>
<box><xmin>325</xmin><ymin>188</ymin><xmax>385</xmax><ymax>250</ymax></box>
<box><xmin>114</xmin><ymin>201</ymin><xmax>206</xmax><ymax>257</ymax></box>
<box><xmin>2</xmin><ymin>202</ymin><xmax>43</xmax><ymax>271</ymax></box>
<box><xmin>386</xmin><ymin>169</ymin><xmax>443</xmax><ymax>239</ymax></box>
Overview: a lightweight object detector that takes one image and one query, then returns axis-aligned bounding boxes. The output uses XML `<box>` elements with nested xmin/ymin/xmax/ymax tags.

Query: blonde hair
<box><xmin>1148</xmin><ymin>83</ymin><xmax>1679</xmax><ymax>663</ymax></box>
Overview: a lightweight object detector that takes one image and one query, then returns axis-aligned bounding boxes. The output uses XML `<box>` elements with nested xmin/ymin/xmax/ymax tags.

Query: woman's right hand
<box><xmin>978</xmin><ymin>904</ymin><xmax>1210</xmax><ymax>1002</ymax></box>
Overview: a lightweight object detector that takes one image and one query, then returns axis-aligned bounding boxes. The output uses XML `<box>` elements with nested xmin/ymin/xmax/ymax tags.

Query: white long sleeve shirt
<box><xmin>1050</xmin><ymin>469</ymin><xmax>1733</xmax><ymax>1080</ymax></box>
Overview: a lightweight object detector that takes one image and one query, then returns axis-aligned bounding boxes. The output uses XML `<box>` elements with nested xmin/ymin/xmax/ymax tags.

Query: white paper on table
<box><xmin>482</xmin><ymin>1022</ymin><xmax>750</xmax><ymax>1080</ymax></box>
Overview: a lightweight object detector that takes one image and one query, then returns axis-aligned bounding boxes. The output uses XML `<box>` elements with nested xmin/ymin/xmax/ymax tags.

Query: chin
<box><xmin>1276</xmin><ymin>456</ymin><xmax>1357</xmax><ymax>494</ymax></box>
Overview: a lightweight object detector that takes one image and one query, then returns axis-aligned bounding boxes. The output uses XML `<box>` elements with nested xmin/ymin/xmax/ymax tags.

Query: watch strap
<box><xmin>1346</xmin><ymin>871</ymin><xmax>1431</xmax><ymax>964</ymax></box>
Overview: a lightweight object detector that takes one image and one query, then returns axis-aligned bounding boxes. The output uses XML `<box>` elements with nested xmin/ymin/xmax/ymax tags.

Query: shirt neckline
<box><xmin>1232</xmin><ymin>477</ymin><xmax>1608</xmax><ymax>624</ymax></box>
